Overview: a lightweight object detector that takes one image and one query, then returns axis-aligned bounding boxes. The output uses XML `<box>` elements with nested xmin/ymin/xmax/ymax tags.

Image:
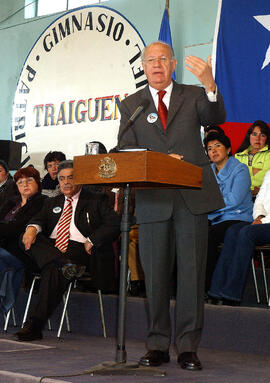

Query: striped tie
<box><xmin>55</xmin><ymin>198</ymin><xmax>73</xmax><ymax>253</ymax></box>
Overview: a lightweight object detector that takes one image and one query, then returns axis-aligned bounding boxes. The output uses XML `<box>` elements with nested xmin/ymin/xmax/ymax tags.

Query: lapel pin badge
<box><xmin>147</xmin><ymin>113</ymin><xmax>158</xmax><ymax>123</ymax></box>
<box><xmin>53</xmin><ymin>207</ymin><xmax>62</xmax><ymax>214</ymax></box>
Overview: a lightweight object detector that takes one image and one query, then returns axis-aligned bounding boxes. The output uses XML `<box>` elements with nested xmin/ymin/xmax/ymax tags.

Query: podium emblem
<box><xmin>98</xmin><ymin>157</ymin><xmax>117</xmax><ymax>178</ymax></box>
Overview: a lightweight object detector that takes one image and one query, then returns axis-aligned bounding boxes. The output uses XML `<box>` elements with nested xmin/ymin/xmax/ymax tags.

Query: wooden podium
<box><xmin>73</xmin><ymin>150</ymin><xmax>202</xmax><ymax>189</ymax></box>
<box><xmin>73</xmin><ymin>151</ymin><xmax>202</xmax><ymax>375</ymax></box>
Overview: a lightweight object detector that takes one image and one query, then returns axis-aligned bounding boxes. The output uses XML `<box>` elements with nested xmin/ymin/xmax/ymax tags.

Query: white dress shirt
<box><xmin>149</xmin><ymin>81</ymin><xmax>217</xmax><ymax>112</ymax></box>
<box><xmin>149</xmin><ymin>82</ymin><xmax>173</xmax><ymax>110</ymax></box>
<box><xmin>50</xmin><ymin>189</ymin><xmax>86</xmax><ymax>243</ymax></box>
<box><xmin>29</xmin><ymin>189</ymin><xmax>88</xmax><ymax>243</ymax></box>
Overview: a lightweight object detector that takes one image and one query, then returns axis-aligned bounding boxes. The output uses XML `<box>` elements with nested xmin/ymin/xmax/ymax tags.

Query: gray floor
<box><xmin>1</xmin><ymin>267</ymin><xmax>270</xmax><ymax>383</ymax></box>
<box><xmin>1</xmin><ymin>330</ymin><xmax>270</xmax><ymax>383</ymax></box>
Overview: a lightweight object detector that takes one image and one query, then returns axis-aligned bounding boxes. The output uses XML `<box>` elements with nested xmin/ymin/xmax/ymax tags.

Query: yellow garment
<box><xmin>235</xmin><ymin>145</ymin><xmax>270</xmax><ymax>190</ymax></box>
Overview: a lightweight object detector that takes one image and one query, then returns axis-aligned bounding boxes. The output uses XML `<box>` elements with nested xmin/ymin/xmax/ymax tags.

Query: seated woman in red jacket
<box><xmin>0</xmin><ymin>167</ymin><xmax>47</xmax><ymax>313</ymax></box>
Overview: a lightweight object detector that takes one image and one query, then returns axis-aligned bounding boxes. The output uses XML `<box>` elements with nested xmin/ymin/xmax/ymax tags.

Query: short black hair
<box><xmin>204</xmin><ymin>132</ymin><xmax>232</xmax><ymax>156</ymax></box>
<box><xmin>0</xmin><ymin>160</ymin><xmax>9</xmax><ymax>173</ymax></box>
<box><xmin>43</xmin><ymin>151</ymin><xmax>66</xmax><ymax>170</ymax></box>
<box><xmin>204</xmin><ymin>125</ymin><xmax>225</xmax><ymax>136</ymax></box>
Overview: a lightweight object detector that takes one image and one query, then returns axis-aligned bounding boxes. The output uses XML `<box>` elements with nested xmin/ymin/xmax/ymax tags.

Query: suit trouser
<box><xmin>22</xmin><ymin>234</ymin><xmax>89</xmax><ymax>324</ymax></box>
<box><xmin>138</xmin><ymin>191</ymin><xmax>208</xmax><ymax>353</ymax></box>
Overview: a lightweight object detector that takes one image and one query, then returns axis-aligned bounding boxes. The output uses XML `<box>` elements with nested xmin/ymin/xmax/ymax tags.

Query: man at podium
<box><xmin>117</xmin><ymin>41</ymin><xmax>225</xmax><ymax>371</ymax></box>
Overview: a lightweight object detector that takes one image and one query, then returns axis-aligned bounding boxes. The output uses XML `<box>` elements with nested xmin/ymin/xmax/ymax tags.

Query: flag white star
<box><xmin>254</xmin><ymin>15</ymin><xmax>270</xmax><ymax>70</ymax></box>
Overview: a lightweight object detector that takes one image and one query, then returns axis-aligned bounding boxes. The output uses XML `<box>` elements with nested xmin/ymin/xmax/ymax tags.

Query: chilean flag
<box><xmin>213</xmin><ymin>0</ymin><xmax>270</xmax><ymax>153</ymax></box>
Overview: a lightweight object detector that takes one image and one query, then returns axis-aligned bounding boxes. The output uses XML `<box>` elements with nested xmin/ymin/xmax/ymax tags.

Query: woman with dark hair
<box><xmin>0</xmin><ymin>167</ymin><xmax>47</xmax><ymax>313</ymax></box>
<box><xmin>0</xmin><ymin>160</ymin><xmax>17</xmax><ymax>206</ymax></box>
<box><xmin>235</xmin><ymin>120</ymin><xmax>270</xmax><ymax>196</ymax></box>
<box><xmin>42</xmin><ymin>151</ymin><xmax>66</xmax><ymax>197</ymax></box>
<box><xmin>208</xmin><ymin>168</ymin><xmax>270</xmax><ymax>305</ymax></box>
<box><xmin>204</xmin><ymin>125</ymin><xmax>225</xmax><ymax>138</ymax></box>
<box><xmin>204</xmin><ymin>132</ymin><xmax>253</xmax><ymax>297</ymax></box>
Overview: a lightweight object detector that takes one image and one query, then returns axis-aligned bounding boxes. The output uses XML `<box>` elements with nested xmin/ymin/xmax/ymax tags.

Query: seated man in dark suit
<box><xmin>16</xmin><ymin>160</ymin><xmax>121</xmax><ymax>341</ymax></box>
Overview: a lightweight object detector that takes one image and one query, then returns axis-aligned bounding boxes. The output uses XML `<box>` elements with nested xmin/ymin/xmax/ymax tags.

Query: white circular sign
<box><xmin>12</xmin><ymin>6</ymin><xmax>147</xmax><ymax>175</ymax></box>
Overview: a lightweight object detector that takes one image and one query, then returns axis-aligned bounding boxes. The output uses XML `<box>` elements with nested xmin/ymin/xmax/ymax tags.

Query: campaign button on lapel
<box><xmin>147</xmin><ymin>113</ymin><xmax>158</xmax><ymax>123</ymax></box>
<box><xmin>53</xmin><ymin>207</ymin><xmax>62</xmax><ymax>214</ymax></box>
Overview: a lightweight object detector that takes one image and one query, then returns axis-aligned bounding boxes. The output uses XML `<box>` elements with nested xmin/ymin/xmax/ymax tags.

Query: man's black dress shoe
<box><xmin>221</xmin><ymin>298</ymin><xmax>240</xmax><ymax>306</ymax></box>
<box><xmin>139</xmin><ymin>350</ymin><xmax>170</xmax><ymax>367</ymax></box>
<box><xmin>62</xmin><ymin>263</ymin><xmax>86</xmax><ymax>280</ymax></box>
<box><xmin>129</xmin><ymin>280</ymin><xmax>146</xmax><ymax>297</ymax></box>
<box><xmin>15</xmin><ymin>320</ymin><xmax>43</xmax><ymax>342</ymax></box>
<box><xmin>177</xmin><ymin>352</ymin><xmax>202</xmax><ymax>371</ymax></box>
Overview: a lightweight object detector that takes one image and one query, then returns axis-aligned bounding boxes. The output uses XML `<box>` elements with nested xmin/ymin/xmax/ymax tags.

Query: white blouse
<box><xmin>253</xmin><ymin>170</ymin><xmax>270</xmax><ymax>223</ymax></box>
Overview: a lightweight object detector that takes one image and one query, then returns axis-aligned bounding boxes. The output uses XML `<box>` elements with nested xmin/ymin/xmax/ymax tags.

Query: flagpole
<box><xmin>166</xmin><ymin>0</ymin><xmax>169</xmax><ymax>16</ymax></box>
<box><xmin>159</xmin><ymin>0</ymin><xmax>175</xmax><ymax>79</ymax></box>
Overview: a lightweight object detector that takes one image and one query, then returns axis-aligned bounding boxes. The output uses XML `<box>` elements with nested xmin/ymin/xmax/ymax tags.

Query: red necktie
<box><xmin>55</xmin><ymin>198</ymin><xmax>73</xmax><ymax>253</ymax></box>
<box><xmin>158</xmin><ymin>90</ymin><xmax>167</xmax><ymax>130</ymax></box>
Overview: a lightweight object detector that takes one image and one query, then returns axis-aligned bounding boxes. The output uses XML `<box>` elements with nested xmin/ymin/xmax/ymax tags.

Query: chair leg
<box><xmin>57</xmin><ymin>281</ymin><xmax>73</xmax><ymax>339</ymax></box>
<box><xmin>63</xmin><ymin>294</ymin><xmax>71</xmax><ymax>333</ymax></box>
<box><xmin>251</xmin><ymin>258</ymin><xmax>260</xmax><ymax>304</ymax></box>
<box><xmin>4</xmin><ymin>310</ymin><xmax>11</xmax><ymax>332</ymax></box>
<box><xmin>126</xmin><ymin>269</ymin><xmax>131</xmax><ymax>292</ymax></box>
<box><xmin>21</xmin><ymin>275</ymin><xmax>39</xmax><ymax>327</ymax></box>
<box><xmin>98</xmin><ymin>290</ymin><xmax>106</xmax><ymax>338</ymax></box>
<box><xmin>4</xmin><ymin>307</ymin><xmax>17</xmax><ymax>332</ymax></box>
<box><xmin>260</xmin><ymin>251</ymin><xmax>269</xmax><ymax>303</ymax></box>
<box><xmin>11</xmin><ymin>307</ymin><xmax>17</xmax><ymax>327</ymax></box>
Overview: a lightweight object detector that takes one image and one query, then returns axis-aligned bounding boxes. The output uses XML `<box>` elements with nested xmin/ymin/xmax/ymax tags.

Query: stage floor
<box><xmin>1</xmin><ymin>288</ymin><xmax>270</xmax><ymax>383</ymax></box>
<box><xmin>0</xmin><ymin>331</ymin><xmax>270</xmax><ymax>383</ymax></box>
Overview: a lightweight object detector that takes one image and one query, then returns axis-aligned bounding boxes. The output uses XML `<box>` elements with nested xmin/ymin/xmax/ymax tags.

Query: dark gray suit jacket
<box><xmin>118</xmin><ymin>82</ymin><xmax>226</xmax><ymax>223</ymax></box>
<box><xmin>29</xmin><ymin>188</ymin><xmax>120</xmax><ymax>247</ymax></box>
<box><xmin>28</xmin><ymin>188</ymin><xmax>121</xmax><ymax>291</ymax></box>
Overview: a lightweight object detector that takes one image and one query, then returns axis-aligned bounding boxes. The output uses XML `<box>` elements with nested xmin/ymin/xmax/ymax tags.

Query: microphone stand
<box><xmin>84</xmin><ymin>183</ymin><xmax>166</xmax><ymax>376</ymax></box>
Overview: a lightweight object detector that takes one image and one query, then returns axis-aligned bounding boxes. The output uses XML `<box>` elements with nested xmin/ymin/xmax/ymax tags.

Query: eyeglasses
<box><xmin>251</xmin><ymin>132</ymin><xmax>267</xmax><ymax>138</ymax></box>
<box><xmin>47</xmin><ymin>162</ymin><xmax>60</xmax><ymax>169</ymax></box>
<box><xmin>16</xmin><ymin>177</ymin><xmax>35</xmax><ymax>186</ymax></box>
<box><xmin>143</xmin><ymin>56</ymin><xmax>172</xmax><ymax>65</ymax></box>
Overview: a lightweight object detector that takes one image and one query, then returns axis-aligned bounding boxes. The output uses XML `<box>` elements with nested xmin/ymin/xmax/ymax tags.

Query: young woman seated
<box><xmin>208</xmin><ymin>168</ymin><xmax>270</xmax><ymax>305</ymax></box>
<box><xmin>204</xmin><ymin>132</ymin><xmax>253</xmax><ymax>298</ymax></box>
<box><xmin>235</xmin><ymin>120</ymin><xmax>270</xmax><ymax>197</ymax></box>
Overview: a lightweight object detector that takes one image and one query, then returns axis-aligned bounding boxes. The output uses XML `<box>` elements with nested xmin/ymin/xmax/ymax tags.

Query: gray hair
<box><xmin>141</xmin><ymin>41</ymin><xmax>175</xmax><ymax>62</ymax></box>
<box><xmin>57</xmin><ymin>160</ymin><xmax>73</xmax><ymax>175</ymax></box>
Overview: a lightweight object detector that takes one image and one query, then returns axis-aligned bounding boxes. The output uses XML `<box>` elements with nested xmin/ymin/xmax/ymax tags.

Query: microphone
<box><xmin>118</xmin><ymin>99</ymin><xmax>150</xmax><ymax>147</ymax></box>
<box><xmin>126</xmin><ymin>99</ymin><xmax>150</xmax><ymax>128</ymax></box>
